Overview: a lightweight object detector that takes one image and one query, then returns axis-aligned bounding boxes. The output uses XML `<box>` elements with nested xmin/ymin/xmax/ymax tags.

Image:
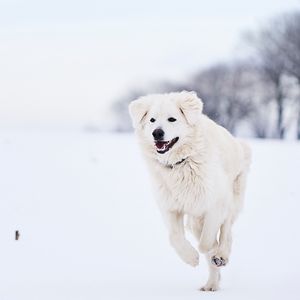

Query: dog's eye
<box><xmin>150</xmin><ymin>118</ymin><xmax>156</xmax><ymax>123</ymax></box>
<box><xmin>168</xmin><ymin>117</ymin><xmax>177</xmax><ymax>122</ymax></box>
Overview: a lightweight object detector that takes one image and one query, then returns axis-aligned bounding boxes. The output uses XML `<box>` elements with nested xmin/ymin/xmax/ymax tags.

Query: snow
<box><xmin>0</xmin><ymin>130</ymin><xmax>299</xmax><ymax>300</ymax></box>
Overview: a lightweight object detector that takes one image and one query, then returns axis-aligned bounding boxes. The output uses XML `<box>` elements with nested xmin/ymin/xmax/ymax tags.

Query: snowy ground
<box><xmin>0</xmin><ymin>130</ymin><xmax>299</xmax><ymax>300</ymax></box>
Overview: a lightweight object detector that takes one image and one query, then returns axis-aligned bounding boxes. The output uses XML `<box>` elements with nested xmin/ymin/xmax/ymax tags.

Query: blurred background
<box><xmin>1</xmin><ymin>1</ymin><xmax>300</xmax><ymax>300</ymax></box>
<box><xmin>1</xmin><ymin>0</ymin><xmax>300</xmax><ymax>139</ymax></box>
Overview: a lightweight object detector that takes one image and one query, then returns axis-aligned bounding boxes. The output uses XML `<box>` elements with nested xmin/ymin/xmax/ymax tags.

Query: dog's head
<box><xmin>129</xmin><ymin>91</ymin><xmax>203</xmax><ymax>157</ymax></box>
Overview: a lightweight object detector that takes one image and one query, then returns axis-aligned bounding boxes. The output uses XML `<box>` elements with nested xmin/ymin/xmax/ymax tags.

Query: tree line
<box><xmin>112</xmin><ymin>11</ymin><xmax>300</xmax><ymax>139</ymax></box>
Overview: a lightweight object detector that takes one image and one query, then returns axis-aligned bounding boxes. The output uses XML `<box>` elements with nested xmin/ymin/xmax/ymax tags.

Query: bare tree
<box><xmin>187</xmin><ymin>62</ymin><xmax>257</xmax><ymax>134</ymax></box>
<box><xmin>280</xmin><ymin>12</ymin><xmax>300</xmax><ymax>82</ymax></box>
<box><xmin>246</xmin><ymin>27</ymin><xmax>286</xmax><ymax>138</ymax></box>
<box><xmin>245</xmin><ymin>11</ymin><xmax>300</xmax><ymax>139</ymax></box>
<box><xmin>278</xmin><ymin>12</ymin><xmax>300</xmax><ymax>139</ymax></box>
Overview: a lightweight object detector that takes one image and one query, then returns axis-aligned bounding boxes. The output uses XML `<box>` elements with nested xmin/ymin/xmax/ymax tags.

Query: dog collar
<box><xmin>165</xmin><ymin>158</ymin><xmax>186</xmax><ymax>169</ymax></box>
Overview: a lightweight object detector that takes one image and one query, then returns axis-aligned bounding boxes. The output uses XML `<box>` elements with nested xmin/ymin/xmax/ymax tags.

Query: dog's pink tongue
<box><xmin>155</xmin><ymin>141</ymin><xmax>165</xmax><ymax>149</ymax></box>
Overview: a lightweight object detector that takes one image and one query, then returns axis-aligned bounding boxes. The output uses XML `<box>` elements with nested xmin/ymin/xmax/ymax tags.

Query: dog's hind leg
<box><xmin>198</xmin><ymin>212</ymin><xmax>222</xmax><ymax>254</ymax></box>
<box><xmin>187</xmin><ymin>216</ymin><xmax>204</xmax><ymax>241</ymax></box>
<box><xmin>211</xmin><ymin>169</ymin><xmax>249</xmax><ymax>267</ymax></box>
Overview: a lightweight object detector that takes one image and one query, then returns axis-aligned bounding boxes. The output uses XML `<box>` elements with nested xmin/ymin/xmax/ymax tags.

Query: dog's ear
<box><xmin>177</xmin><ymin>91</ymin><xmax>203</xmax><ymax>125</ymax></box>
<box><xmin>128</xmin><ymin>97</ymin><xmax>149</xmax><ymax>129</ymax></box>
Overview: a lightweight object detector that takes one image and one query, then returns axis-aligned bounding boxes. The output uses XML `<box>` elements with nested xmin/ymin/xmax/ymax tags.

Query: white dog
<box><xmin>129</xmin><ymin>91</ymin><xmax>251</xmax><ymax>291</ymax></box>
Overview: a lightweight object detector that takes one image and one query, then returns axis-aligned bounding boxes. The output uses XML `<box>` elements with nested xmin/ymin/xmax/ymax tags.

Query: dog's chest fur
<box><xmin>151</xmin><ymin>159</ymin><xmax>214</xmax><ymax>216</ymax></box>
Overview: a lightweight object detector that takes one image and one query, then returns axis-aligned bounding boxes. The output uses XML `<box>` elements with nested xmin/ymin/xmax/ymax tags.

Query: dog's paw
<box><xmin>200</xmin><ymin>283</ymin><xmax>219</xmax><ymax>292</ymax></box>
<box><xmin>183</xmin><ymin>247</ymin><xmax>199</xmax><ymax>267</ymax></box>
<box><xmin>171</xmin><ymin>237</ymin><xmax>199</xmax><ymax>267</ymax></box>
<box><xmin>179</xmin><ymin>246</ymin><xmax>199</xmax><ymax>267</ymax></box>
<box><xmin>187</xmin><ymin>250</ymin><xmax>199</xmax><ymax>267</ymax></box>
<box><xmin>211</xmin><ymin>255</ymin><xmax>227</xmax><ymax>267</ymax></box>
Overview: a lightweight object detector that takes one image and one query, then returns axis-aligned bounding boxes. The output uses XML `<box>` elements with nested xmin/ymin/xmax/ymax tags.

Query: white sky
<box><xmin>0</xmin><ymin>0</ymin><xmax>299</xmax><ymax>129</ymax></box>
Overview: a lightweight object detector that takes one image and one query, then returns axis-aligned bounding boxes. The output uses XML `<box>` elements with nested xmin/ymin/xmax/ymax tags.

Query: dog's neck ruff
<box><xmin>164</xmin><ymin>157</ymin><xmax>186</xmax><ymax>169</ymax></box>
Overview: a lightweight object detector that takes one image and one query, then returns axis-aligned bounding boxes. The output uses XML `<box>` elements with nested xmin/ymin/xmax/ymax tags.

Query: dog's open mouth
<box><xmin>155</xmin><ymin>137</ymin><xmax>179</xmax><ymax>154</ymax></box>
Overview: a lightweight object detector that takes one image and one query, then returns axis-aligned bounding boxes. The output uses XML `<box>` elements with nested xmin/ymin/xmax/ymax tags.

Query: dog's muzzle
<box><xmin>154</xmin><ymin>137</ymin><xmax>179</xmax><ymax>154</ymax></box>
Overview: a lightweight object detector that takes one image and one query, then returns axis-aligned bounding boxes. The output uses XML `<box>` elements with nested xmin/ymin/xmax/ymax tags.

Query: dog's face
<box><xmin>129</xmin><ymin>91</ymin><xmax>203</xmax><ymax>156</ymax></box>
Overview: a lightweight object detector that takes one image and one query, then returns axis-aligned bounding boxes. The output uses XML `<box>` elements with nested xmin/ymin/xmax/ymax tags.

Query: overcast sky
<box><xmin>1</xmin><ymin>0</ymin><xmax>299</xmax><ymax>129</ymax></box>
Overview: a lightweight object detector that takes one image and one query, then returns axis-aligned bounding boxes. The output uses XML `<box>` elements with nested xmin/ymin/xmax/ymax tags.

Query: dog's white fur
<box><xmin>129</xmin><ymin>91</ymin><xmax>251</xmax><ymax>291</ymax></box>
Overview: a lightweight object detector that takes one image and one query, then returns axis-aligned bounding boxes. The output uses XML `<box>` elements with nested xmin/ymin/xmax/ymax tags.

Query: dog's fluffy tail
<box><xmin>239</xmin><ymin>140</ymin><xmax>252</xmax><ymax>171</ymax></box>
<box><xmin>231</xmin><ymin>140</ymin><xmax>252</xmax><ymax>218</ymax></box>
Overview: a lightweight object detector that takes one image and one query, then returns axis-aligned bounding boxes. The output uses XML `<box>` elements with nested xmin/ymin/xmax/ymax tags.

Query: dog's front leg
<box><xmin>163</xmin><ymin>210</ymin><xmax>199</xmax><ymax>267</ymax></box>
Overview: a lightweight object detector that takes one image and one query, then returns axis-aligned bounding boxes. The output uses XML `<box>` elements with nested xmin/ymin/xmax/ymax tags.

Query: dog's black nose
<box><xmin>152</xmin><ymin>128</ymin><xmax>164</xmax><ymax>140</ymax></box>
